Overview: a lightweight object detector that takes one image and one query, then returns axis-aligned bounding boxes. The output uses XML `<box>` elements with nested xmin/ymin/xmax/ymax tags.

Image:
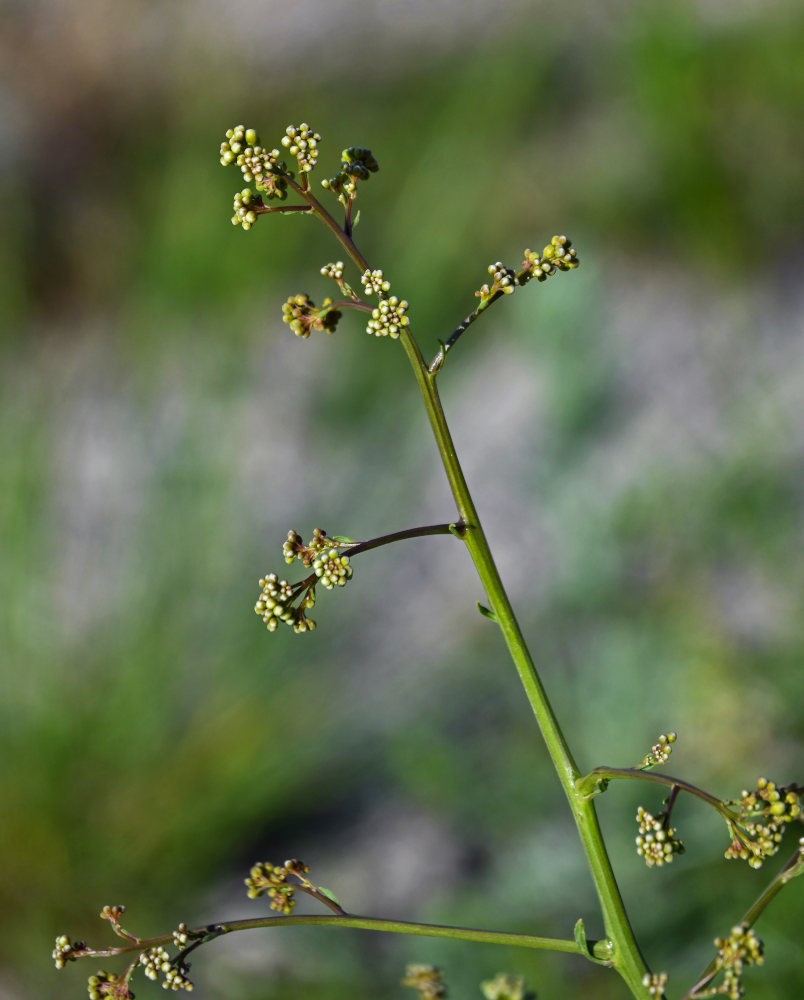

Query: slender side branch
<box><xmin>346</xmin><ymin>521</ymin><xmax>461</xmax><ymax>557</ymax></box>
<box><xmin>578</xmin><ymin>766</ymin><xmax>724</xmax><ymax>810</ymax></box>
<box><xmin>429</xmin><ymin>294</ymin><xmax>501</xmax><ymax>372</ymax></box>
<box><xmin>80</xmin><ymin>914</ymin><xmax>585</xmax><ymax>960</ymax></box>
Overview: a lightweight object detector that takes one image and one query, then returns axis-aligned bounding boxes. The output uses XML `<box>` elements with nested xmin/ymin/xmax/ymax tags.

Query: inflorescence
<box><xmin>245</xmin><ymin>860</ymin><xmax>306</xmax><ymax>914</ymax></box>
<box><xmin>723</xmin><ymin>777</ymin><xmax>801</xmax><ymax>869</ymax></box>
<box><xmin>255</xmin><ymin>529</ymin><xmax>353</xmax><ymax>633</ymax></box>
<box><xmin>691</xmin><ymin>925</ymin><xmax>764</xmax><ymax>999</ymax></box>
<box><xmin>282</xmin><ymin>293</ymin><xmax>342</xmax><ymax>337</ymax></box>
<box><xmin>322</xmin><ymin>146</ymin><xmax>379</xmax><ymax>205</ymax></box>
<box><xmin>475</xmin><ymin>236</ymin><xmax>579</xmax><ymax>302</ymax></box>
<box><xmin>640</xmin><ymin>732</ymin><xmax>677</xmax><ymax>769</ymax></box>
<box><xmin>635</xmin><ymin>805</ymin><xmax>685</xmax><ymax>867</ymax></box>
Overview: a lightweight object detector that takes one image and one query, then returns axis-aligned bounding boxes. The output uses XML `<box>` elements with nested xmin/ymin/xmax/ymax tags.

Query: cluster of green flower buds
<box><xmin>245</xmin><ymin>860</ymin><xmax>310</xmax><ymax>914</ymax></box>
<box><xmin>473</xmin><ymin>237</ymin><xmax>579</xmax><ymax>304</ymax></box>
<box><xmin>312</xmin><ymin>548</ymin><xmax>352</xmax><ymax>589</ymax></box>
<box><xmin>321</xmin><ymin>261</ymin><xmax>345</xmax><ymax>282</ymax></box>
<box><xmin>361</xmin><ymin>268</ymin><xmax>391</xmax><ymax>296</ymax></box>
<box><xmin>723</xmin><ymin>777</ymin><xmax>801</xmax><ymax>869</ymax></box>
<box><xmin>640</xmin><ymin>731</ymin><xmax>677</xmax><ymax>769</ymax></box>
<box><xmin>402</xmin><ymin>964</ymin><xmax>447</xmax><ymax>1000</ymax></box>
<box><xmin>52</xmin><ymin>935</ymin><xmax>87</xmax><ymax>969</ymax></box>
<box><xmin>172</xmin><ymin>923</ymin><xmax>191</xmax><ymax>949</ymax></box>
<box><xmin>522</xmin><ymin>235</ymin><xmax>579</xmax><ymax>280</ymax></box>
<box><xmin>283</xmin><ymin>527</ymin><xmax>329</xmax><ymax>565</ymax></box>
<box><xmin>476</xmin><ymin>262</ymin><xmax>519</xmax><ymax>301</ymax></box>
<box><xmin>322</xmin><ymin>146</ymin><xmax>379</xmax><ymax>205</ymax></box>
<box><xmin>281</xmin><ymin>123</ymin><xmax>321</xmax><ymax>172</ymax></box>
<box><xmin>481</xmin><ymin>972</ymin><xmax>527</xmax><ymax>1000</ymax></box>
<box><xmin>707</xmin><ymin>924</ymin><xmax>763</xmax><ymax>1000</ymax></box>
<box><xmin>232</xmin><ymin>188</ymin><xmax>261</xmax><ymax>230</ymax></box>
<box><xmin>635</xmin><ymin>805</ymin><xmax>685</xmax><ymax>867</ymax></box>
<box><xmin>283</xmin><ymin>528</ymin><xmax>353</xmax><ymax>587</ymax></box>
<box><xmin>257</xmin><ymin>530</ymin><xmax>357</xmax><ymax>633</ymax></box>
<box><xmin>358</xmin><ymin>270</ymin><xmax>410</xmax><ymax>338</ymax></box>
<box><xmin>220</xmin><ymin>125</ymin><xmax>289</xmax><ymax>200</ymax></box>
<box><xmin>254</xmin><ymin>572</ymin><xmax>315</xmax><ymax>633</ymax></box>
<box><xmin>367</xmin><ymin>295</ymin><xmax>410</xmax><ymax>339</ymax></box>
<box><xmin>282</xmin><ymin>293</ymin><xmax>342</xmax><ymax>337</ymax></box>
<box><xmin>140</xmin><ymin>946</ymin><xmax>194</xmax><ymax>992</ymax></box>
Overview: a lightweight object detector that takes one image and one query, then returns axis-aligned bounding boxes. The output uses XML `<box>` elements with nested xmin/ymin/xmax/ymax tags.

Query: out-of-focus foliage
<box><xmin>1</xmin><ymin>2</ymin><xmax>803</xmax><ymax>998</ymax></box>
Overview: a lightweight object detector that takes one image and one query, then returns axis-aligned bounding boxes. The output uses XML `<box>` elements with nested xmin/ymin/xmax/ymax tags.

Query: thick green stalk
<box><xmin>396</xmin><ymin>329</ymin><xmax>652</xmax><ymax>998</ymax></box>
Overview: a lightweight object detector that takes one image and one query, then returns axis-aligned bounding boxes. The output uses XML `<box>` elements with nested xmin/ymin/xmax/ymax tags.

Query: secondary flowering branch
<box><xmin>53</xmin><ymin>859</ymin><xmax>589</xmax><ymax>1000</ymax></box>
<box><xmin>254</xmin><ymin>523</ymin><xmax>459</xmax><ymax>633</ymax></box>
<box><xmin>428</xmin><ymin>237</ymin><xmax>579</xmax><ymax>373</ymax></box>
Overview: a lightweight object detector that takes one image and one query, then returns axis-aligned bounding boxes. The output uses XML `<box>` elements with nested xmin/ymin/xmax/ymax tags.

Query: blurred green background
<box><xmin>1</xmin><ymin>1</ymin><xmax>803</xmax><ymax>998</ymax></box>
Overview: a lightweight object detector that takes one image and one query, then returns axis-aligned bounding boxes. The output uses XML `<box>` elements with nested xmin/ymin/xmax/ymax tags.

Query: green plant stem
<box><xmin>397</xmin><ymin>329</ymin><xmax>651</xmax><ymax>997</ymax></box>
<box><xmin>347</xmin><ymin>522</ymin><xmax>459</xmax><ymax>557</ymax></box>
<box><xmin>303</xmin><ymin>188</ymin><xmax>652</xmax><ymax>997</ymax></box>
<box><xmin>92</xmin><ymin>915</ymin><xmax>583</xmax><ymax>959</ymax></box>
<box><xmin>578</xmin><ymin>767</ymin><xmax>724</xmax><ymax>810</ymax></box>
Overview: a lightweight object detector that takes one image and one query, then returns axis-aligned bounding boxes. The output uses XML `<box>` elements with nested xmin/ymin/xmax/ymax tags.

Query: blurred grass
<box><xmin>1</xmin><ymin>2</ymin><xmax>804</xmax><ymax>998</ymax></box>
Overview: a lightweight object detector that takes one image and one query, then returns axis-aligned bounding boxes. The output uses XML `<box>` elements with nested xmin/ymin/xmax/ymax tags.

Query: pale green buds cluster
<box><xmin>220</xmin><ymin>125</ymin><xmax>258</xmax><ymax>165</ymax></box>
<box><xmin>474</xmin><ymin>237</ymin><xmax>579</xmax><ymax>303</ymax></box>
<box><xmin>724</xmin><ymin>777</ymin><xmax>801</xmax><ymax>869</ymax></box>
<box><xmin>140</xmin><ymin>946</ymin><xmax>193</xmax><ymax>992</ymax></box>
<box><xmin>321</xmin><ymin>261</ymin><xmax>345</xmax><ymax>281</ymax></box>
<box><xmin>636</xmin><ymin>806</ymin><xmax>684</xmax><ymax>867</ymax></box>
<box><xmin>477</xmin><ymin>262</ymin><xmax>519</xmax><ymax>301</ymax></box>
<box><xmin>53</xmin><ymin>935</ymin><xmax>86</xmax><ymax>969</ymax></box>
<box><xmin>281</xmin><ymin>123</ymin><xmax>321</xmax><ymax>172</ymax></box>
<box><xmin>220</xmin><ymin>125</ymin><xmax>288</xmax><ymax>201</ymax></box>
<box><xmin>522</xmin><ymin>235</ymin><xmax>579</xmax><ymax>281</ymax></box>
<box><xmin>361</xmin><ymin>268</ymin><xmax>391</xmax><ymax>296</ymax></box>
<box><xmin>254</xmin><ymin>572</ymin><xmax>315</xmax><ymax>633</ymax></box>
<box><xmin>283</xmin><ymin>527</ymin><xmax>332</xmax><ymax>566</ymax></box>
<box><xmin>641</xmin><ymin>971</ymin><xmax>668</xmax><ymax>998</ymax></box>
<box><xmin>172</xmin><ymin>923</ymin><xmax>190</xmax><ymax>949</ymax></box>
<box><xmin>258</xmin><ymin>530</ymin><xmax>355</xmax><ymax>634</ymax></box>
<box><xmin>709</xmin><ymin>925</ymin><xmax>763</xmax><ymax>1000</ymax></box>
<box><xmin>282</xmin><ymin>293</ymin><xmax>341</xmax><ymax>337</ymax></box>
<box><xmin>312</xmin><ymin>548</ymin><xmax>352</xmax><ymax>589</ymax></box>
<box><xmin>140</xmin><ymin>946</ymin><xmax>170</xmax><ymax>981</ymax></box>
<box><xmin>367</xmin><ymin>295</ymin><xmax>410</xmax><ymax>339</ymax></box>
<box><xmin>481</xmin><ymin>972</ymin><xmax>527</xmax><ymax>1000</ymax></box>
<box><xmin>359</xmin><ymin>269</ymin><xmax>409</xmax><ymax>338</ymax></box>
<box><xmin>232</xmin><ymin>188</ymin><xmax>259</xmax><ymax>230</ymax></box>
<box><xmin>640</xmin><ymin>731</ymin><xmax>677</xmax><ymax>769</ymax></box>
<box><xmin>402</xmin><ymin>964</ymin><xmax>447</xmax><ymax>1000</ymax></box>
<box><xmin>245</xmin><ymin>860</ymin><xmax>309</xmax><ymax>913</ymax></box>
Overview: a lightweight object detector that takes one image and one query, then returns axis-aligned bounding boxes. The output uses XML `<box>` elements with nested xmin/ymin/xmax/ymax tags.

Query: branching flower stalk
<box><xmin>52</xmin><ymin>122</ymin><xmax>803</xmax><ymax>1000</ymax></box>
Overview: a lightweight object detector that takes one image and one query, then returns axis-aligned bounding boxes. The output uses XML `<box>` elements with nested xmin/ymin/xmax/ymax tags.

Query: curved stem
<box><xmin>578</xmin><ymin>767</ymin><xmax>725</xmax><ymax>811</ymax></box>
<box><xmin>90</xmin><ymin>914</ymin><xmax>583</xmax><ymax>959</ymax></box>
<box><xmin>347</xmin><ymin>521</ymin><xmax>459</xmax><ymax>557</ymax></box>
